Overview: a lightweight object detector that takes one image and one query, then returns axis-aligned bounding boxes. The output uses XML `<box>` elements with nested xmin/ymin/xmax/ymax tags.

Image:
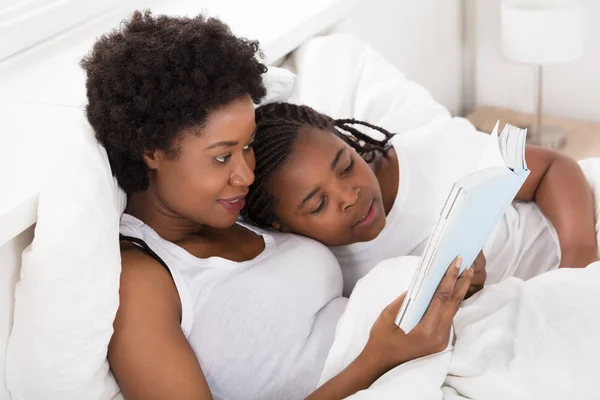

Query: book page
<box><xmin>477</xmin><ymin>121</ymin><xmax>506</xmax><ymax>170</ymax></box>
<box><xmin>500</xmin><ymin>124</ymin><xmax>528</xmax><ymax>171</ymax></box>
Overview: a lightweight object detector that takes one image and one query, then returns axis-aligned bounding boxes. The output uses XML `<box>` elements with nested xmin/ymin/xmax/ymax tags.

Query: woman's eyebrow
<box><xmin>206</xmin><ymin>140</ymin><xmax>238</xmax><ymax>150</ymax></box>
<box><xmin>208</xmin><ymin>127</ymin><xmax>255</xmax><ymax>149</ymax></box>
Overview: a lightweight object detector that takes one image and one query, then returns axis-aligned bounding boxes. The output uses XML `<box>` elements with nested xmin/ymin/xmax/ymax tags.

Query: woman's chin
<box><xmin>206</xmin><ymin>213</ymin><xmax>241</xmax><ymax>230</ymax></box>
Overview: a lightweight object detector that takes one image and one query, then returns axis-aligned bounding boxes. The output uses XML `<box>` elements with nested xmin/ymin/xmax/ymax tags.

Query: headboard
<box><xmin>0</xmin><ymin>0</ymin><xmax>357</xmax><ymax>398</ymax></box>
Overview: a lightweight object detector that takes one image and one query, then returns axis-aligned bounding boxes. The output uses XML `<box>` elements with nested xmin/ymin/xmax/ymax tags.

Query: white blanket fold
<box><xmin>320</xmin><ymin>158</ymin><xmax>600</xmax><ymax>400</ymax></box>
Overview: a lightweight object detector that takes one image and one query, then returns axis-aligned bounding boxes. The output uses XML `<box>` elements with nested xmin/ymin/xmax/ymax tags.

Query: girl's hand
<box><xmin>306</xmin><ymin>257</ymin><xmax>473</xmax><ymax>400</ymax></box>
<box><xmin>466</xmin><ymin>251</ymin><xmax>486</xmax><ymax>299</ymax></box>
<box><xmin>360</xmin><ymin>257</ymin><xmax>473</xmax><ymax>374</ymax></box>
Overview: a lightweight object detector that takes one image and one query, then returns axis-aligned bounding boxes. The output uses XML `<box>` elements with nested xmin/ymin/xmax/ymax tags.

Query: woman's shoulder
<box><xmin>249</xmin><ymin>224</ymin><xmax>321</xmax><ymax>246</ymax></box>
<box><xmin>241</xmin><ymin>221</ymin><xmax>338</xmax><ymax>258</ymax></box>
<box><xmin>271</xmin><ymin>230</ymin><xmax>341</xmax><ymax>262</ymax></box>
<box><xmin>119</xmin><ymin>242</ymin><xmax>182</xmax><ymax>315</ymax></box>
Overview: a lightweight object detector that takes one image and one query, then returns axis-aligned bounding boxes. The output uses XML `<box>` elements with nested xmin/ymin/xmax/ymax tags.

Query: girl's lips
<box><xmin>353</xmin><ymin>199</ymin><xmax>377</xmax><ymax>228</ymax></box>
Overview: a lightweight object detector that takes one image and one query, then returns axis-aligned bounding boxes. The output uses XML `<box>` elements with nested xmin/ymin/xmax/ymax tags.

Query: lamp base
<box><xmin>526</xmin><ymin>124</ymin><xmax>567</xmax><ymax>150</ymax></box>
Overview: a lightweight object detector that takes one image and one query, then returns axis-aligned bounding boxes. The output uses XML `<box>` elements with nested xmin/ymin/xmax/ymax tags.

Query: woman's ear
<box><xmin>142</xmin><ymin>150</ymin><xmax>161</xmax><ymax>170</ymax></box>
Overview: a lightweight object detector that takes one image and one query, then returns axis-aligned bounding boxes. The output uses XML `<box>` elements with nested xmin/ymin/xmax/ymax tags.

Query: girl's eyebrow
<box><xmin>299</xmin><ymin>187</ymin><xmax>320</xmax><ymax>210</ymax></box>
<box><xmin>298</xmin><ymin>146</ymin><xmax>345</xmax><ymax>209</ymax></box>
<box><xmin>330</xmin><ymin>148</ymin><xmax>345</xmax><ymax>170</ymax></box>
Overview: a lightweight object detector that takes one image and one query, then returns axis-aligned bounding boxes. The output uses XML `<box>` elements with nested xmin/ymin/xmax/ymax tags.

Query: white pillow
<box><xmin>5</xmin><ymin>105</ymin><xmax>124</xmax><ymax>400</ymax></box>
<box><xmin>289</xmin><ymin>33</ymin><xmax>452</xmax><ymax>135</ymax></box>
<box><xmin>257</xmin><ymin>65</ymin><xmax>297</xmax><ymax>107</ymax></box>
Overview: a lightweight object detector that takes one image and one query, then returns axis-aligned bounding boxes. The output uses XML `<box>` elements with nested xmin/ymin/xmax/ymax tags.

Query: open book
<box><xmin>395</xmin><ymin>122</ymin><xmax>530</xmax><ymax>333</ymax></box>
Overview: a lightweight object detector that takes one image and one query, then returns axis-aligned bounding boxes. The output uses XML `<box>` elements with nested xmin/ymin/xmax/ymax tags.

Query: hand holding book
<box><xmin>310</xmin><ymin>257</ymin><xmax>474</xmax><ymax>399</ymax></box>
<box><xmin>465</xmin><ymin>251</ymin><xmax>486</xmax><ymax>299</ymax></box>
<box><xmin>359</xmin><ymin>257</ymin><xmax>473</xmax><ymax>373</ymax></box>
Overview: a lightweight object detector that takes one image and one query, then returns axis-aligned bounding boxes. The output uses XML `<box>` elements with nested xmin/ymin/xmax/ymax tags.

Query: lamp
<box><xmin>500</xmin><ymin>0</ymin><xmax>585</xmax><ymax>149</ymax></box>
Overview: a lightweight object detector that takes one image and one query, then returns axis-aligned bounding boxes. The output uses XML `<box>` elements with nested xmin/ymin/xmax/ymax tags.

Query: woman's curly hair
<box><xmin>81</xmin><ymin>10</ymin><xmax>267</xmax><ymax>194</ymax></box>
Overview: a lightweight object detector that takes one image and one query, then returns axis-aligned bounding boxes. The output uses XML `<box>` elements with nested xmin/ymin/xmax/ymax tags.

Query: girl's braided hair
<box><xmin>242</xmin><ymin>102</ymin><xmax>394</xmax><ymax>227</ymax></box>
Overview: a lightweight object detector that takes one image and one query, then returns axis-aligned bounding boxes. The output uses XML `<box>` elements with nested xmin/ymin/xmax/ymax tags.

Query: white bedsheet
<box><xmin>319</xmin><ymin>158</ymin><xmax>600</xmax><ymax>400</ymax></box>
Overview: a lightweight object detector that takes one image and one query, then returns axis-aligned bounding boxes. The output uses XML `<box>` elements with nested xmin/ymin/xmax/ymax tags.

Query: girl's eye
<box><xmin>243</xmin><ymin>141</ymin><xmax>254</xmax><ymax>151</ymax></box>
<box><xmin>311</xmin><ymin>196</ymin><xmax>327</xmax><ymax>214</ymax></box>
<box><xmin>341</xmin><ymin>159</ymin><xmax>354</xmax><ymax>175</ymax></box>
<box><xmin>215</xmin><ymin>154</ymin><xmax>232</xmax><ymax>164</ymax></box>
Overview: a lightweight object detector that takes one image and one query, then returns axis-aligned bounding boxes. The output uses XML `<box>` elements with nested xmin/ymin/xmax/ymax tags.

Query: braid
<box><xmin>242</xmin><ymin>102</ymin><xmax>394</xmax><ymax>228</ymax></box>
<box><xmin>333</xmin><ymin>119</ymin><xmax>393</xmax><ymax>163</ymax></box>
<box><xmin>336</xmin><ymin>118</ymin><xmax>395</xmax><ymax>139</ymax></box>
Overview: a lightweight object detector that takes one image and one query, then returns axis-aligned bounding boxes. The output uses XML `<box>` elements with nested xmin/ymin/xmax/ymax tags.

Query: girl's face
<box><xmin>267</xmin><ymin>126</ymin><xmax>387</xmax><ymax>246</ymax></box>
<box><xmin>144</xmin><ymin>95</ymin><xmax>257</xmax><ymax>229</ymax></box>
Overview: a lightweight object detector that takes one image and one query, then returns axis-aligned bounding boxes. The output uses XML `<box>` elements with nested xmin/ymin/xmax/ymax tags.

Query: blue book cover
<box><xmin>395</xmin><ymin>122</ymin><xmax>530</xmax><ymax>333</ymax></box>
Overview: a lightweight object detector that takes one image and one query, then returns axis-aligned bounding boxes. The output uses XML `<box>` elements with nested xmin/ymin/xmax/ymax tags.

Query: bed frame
<box><xmin>0</xmin><ymin>0</ymin><xmax>357</xmax><ymax>398</ymax></box>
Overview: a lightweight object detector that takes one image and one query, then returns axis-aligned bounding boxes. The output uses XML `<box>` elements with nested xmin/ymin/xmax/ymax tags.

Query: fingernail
<box><xmin>455</xmin><ymin>256</ymin><xmax>463</xmax><ymax>269</ymax></box>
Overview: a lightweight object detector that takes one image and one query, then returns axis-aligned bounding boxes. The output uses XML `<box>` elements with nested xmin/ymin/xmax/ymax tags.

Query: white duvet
<box><xmin>318</xmin><ymin>159</ymin><xmax>600</xmax><ymax>400</ymax></box>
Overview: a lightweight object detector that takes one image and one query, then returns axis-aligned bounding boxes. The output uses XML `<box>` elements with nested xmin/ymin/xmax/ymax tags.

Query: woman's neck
<box><xmin>126</xmin><ymin>190</ymin><xmax>204</xmax><ymax>243</ymax></box>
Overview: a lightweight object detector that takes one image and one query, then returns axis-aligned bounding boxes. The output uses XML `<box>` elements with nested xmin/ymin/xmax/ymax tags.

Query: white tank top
<box><xmin>331</xmin><ymin>121</ymin><xmax>560</xmax><ymax>295</ymax></box>
<box><xmin>120</xmin><ymin>214</ymin><xmax>347</xmax><ymax>400</ymax></box>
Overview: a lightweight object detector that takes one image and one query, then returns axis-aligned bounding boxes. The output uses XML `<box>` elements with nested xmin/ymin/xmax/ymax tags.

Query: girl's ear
<box><xmin>271</xmin><ymin>220</ymin><xmax>291</xmax><ymax>233</ymax></box>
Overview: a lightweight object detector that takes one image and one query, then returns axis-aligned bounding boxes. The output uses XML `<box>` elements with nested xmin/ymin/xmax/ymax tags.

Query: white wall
<box><xmin>334</xmin><ymin>0</ymin><xmax>463</xmax><ymax>116</ymax></box>
<box><xmin>475</xmin><ymin>0</ymin><xmax>600</xmax><ymax>121</ymax></box>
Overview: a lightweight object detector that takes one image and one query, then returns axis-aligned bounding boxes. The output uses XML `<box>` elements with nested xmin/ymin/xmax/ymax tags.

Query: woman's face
<box><xmin>267</xmin><ymin>126</ymin><xmax>387</xmax><ymax>246</ymax></box>
<box><xmin>145</xmin><ymin>96</ymin><xmax>256</xmax><ymax>229</ymax></box>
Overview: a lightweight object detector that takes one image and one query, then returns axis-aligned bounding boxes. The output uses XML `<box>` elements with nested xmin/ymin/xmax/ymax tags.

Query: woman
<box><xmin>242</xmin><ymin>102</ymin><xmax>598</xmax><ymax>295</ymax></box>
<box><xmin>81</xmin><ymin>11</ymin><xmax>474</xmax><ymax>400</ymax></box>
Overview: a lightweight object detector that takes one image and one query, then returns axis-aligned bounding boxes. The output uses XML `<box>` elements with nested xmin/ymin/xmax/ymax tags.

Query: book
<box><xmin>394</xmin><ymin>122</ymin><xmax>530</xmax><ymax>333</ymax></box>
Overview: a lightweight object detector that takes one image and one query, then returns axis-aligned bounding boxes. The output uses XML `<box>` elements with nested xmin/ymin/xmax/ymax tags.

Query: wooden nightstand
<box><xmin>467</xmin><ymin>106</ymin><xmax>600</xmax><ymax>160</ymax></box>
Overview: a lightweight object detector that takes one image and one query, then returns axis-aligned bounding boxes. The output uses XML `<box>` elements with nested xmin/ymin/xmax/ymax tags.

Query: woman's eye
<box><xmin>215</xmin><ymin>154</ymin><xmax>232</xmax><ymax>164</ymax></box>
<box><xmin>311</xmin><ymin>197</ymin><xmax>327</xmax><ymax>214</ymax></box>
<box><xmin>341</xmin><ymin>159</ymin><xmax>354</xmax><ymax>175</ymax></box>
<box><xmin>243</xmin><ymin>142</ymin><xmax>254</xmax><ymax>151</ymax></box>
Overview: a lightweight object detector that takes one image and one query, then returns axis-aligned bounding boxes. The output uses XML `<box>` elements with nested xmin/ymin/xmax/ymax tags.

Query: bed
<box><xmin>3</xmin><ymin>1</ymin><xmax>599</xmax><ymax>399</ymax></box>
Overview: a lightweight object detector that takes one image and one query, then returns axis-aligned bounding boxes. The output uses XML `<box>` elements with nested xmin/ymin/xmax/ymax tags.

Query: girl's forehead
<box><xmin>271</xmin><ymin>132</ymin><xmax>348</xmax><ymax>192</ymax></box>
<box><xmin>284</xmin><ymin>128</ymin><xmax>345</xmax><ymax>168</ymax></box>
<box><xmin>295</xmin><ymin>126</ymin><xmax>346</xmax><ymax>149</ymax></box>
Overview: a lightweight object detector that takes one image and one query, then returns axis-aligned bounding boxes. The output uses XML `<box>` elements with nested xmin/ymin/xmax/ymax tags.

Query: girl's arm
<box><xmin>516</xmin><ymin>145</ymin><xmax>598</xmax><ymax>269</ymax></box>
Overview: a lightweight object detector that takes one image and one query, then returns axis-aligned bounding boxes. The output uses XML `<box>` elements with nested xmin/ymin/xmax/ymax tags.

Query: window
<box><xmin>0</xmin><ymin>0</ymin><xmax>121</xmax><ymax>61</ymax></box>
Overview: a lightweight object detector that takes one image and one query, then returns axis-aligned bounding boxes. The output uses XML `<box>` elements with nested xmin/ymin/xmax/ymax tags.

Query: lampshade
<box><xmin>501</xmin><ymin>1</ymin><xmax>585</xmax><ymax>65</ymax></box>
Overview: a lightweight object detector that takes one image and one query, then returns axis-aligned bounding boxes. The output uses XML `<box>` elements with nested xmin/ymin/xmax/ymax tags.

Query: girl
<box><xmin>242</xmin><ymin>102</ymin><xmax>598</xmax><ymax>295</ymax></box>
<box><xmin>82</xmin><ymin>11</ymin><xmax>472</xmax><ymax>400</ymax></box>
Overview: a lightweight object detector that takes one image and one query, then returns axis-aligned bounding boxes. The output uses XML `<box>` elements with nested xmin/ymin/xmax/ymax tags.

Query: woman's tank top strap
<box><xmin>119</xmin><ymin>234</ymin><xmax>172</xmax><ymax>277</ymax></box>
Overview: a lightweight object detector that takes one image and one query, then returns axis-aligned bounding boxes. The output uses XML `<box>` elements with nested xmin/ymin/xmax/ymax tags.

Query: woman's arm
<box><xmin>109</xmin><ymin>247</ymin><xmax>212</xmax><ymax>400</ymax></box>
<box><xmin>307</xmin><ymin>257</ymin><xmax>473</xmax><ymax>399</ymax></box>
<box><xmin>516</xmin><ymin>145</ymin><xmax>598</xmax><ymax>269</ymax></box>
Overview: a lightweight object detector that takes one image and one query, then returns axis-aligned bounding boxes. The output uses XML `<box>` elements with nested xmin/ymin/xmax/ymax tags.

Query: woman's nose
<box><xmin>230</xmin><ymin>158</ymin><xmax>255</xmax><ymax>187</ymax></box>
